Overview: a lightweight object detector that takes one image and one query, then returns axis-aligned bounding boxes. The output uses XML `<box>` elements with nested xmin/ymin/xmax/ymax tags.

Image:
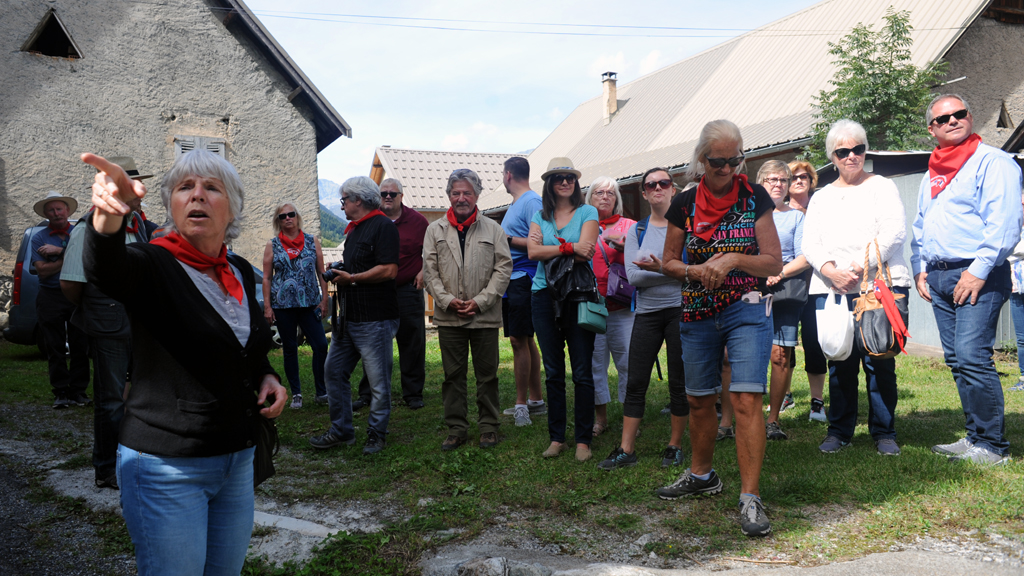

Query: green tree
<box><xmin>319</xmin><ymin>204</ymin><xmax>346</xmax><ymax>247</ymax></box>
<box><xmin>804</xmin><ymin>8</ymin><xmax>948</xmax><ymax>166</ymax></box>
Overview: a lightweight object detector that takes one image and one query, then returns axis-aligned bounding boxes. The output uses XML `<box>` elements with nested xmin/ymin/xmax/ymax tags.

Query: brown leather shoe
<box><xmin>442</xmin><ymin>435</ymin><xmax>466</xmax><ymax>451</ymax></box>
<box><xmin>479</xmin><ymin>432</ymin><xmax>499</xmax><ymax>449</ymax></box>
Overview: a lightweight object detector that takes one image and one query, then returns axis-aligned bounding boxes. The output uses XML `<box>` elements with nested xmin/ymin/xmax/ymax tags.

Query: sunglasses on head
<box><xmin>931</xmin><ymin>109</ymin><xmax>969</xmax><ymax>126</ymax></box>
<box><xmin>277</xmin><ymin>211</ymin><xmax>296</xmax><ymax>220</ymax></box>
<box><xmin>833</xmin><ymin>144</ymin><xmax>866</xmax><ymax>159</ymax></box>
<box><xmin>643</xmin><ymin>179</ymin><xmax>673</xmax><ymax>191</ymax></box>
<box><xmin>705</xmin><ymin>155</ymin><xmax>744</xmax><ymax>168</ymax></box>
<box><xmin>380</xmin><ymin>191</ymin><xmax>399</xmax><ymax>199</ymax></box>
<box><xmin>550</xmin><ymin>174</ymin><xmax>576</xmax><ymax>185</ymax></box>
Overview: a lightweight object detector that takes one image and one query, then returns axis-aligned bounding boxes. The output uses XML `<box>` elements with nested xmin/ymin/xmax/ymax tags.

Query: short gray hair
<box><xmin>686</xmin><ymin>119</ymin><xmax>744</xmax><ymax>180</ymax></box>
<box><xmin>341</xmin><ymin>176</ymin><xmax>381</xmax><ymax>209</ymax></box>
<box><xmin>585</xmin><ymin>176</ymin><xmax>623</xmax><ymax>216</ymax></box>
<box><xmin>756</xmin><ymin>160</ymin><xmax>792</xmax><ymax>184</ymax></box>
<box><xmin>271</xmin><ymin>201</ymin><xmax>303</xmax><ymax>233</ymax></box>
<box><xmin>446</xmin><ymin>169</ymin><xmax>483</xmax><ymax>196</ymax></box>
<box><xmin>160</xmin><ymin>149</ymin><xmax>244</xmax><ymax>242</ymax></box>
<box><xmin>925</xmin><ymin>93</ymin><xmax>971</xmax><ymax>126</ymax></box>
<box><xmin>825</xmin><ymin>119</ymin><xmax>869</xmax><ymax>159</ymax></box>
<box><xmin>380</xmin><ymin>178</ymin><xmax>403</xmax><ymax>194</ymax></box>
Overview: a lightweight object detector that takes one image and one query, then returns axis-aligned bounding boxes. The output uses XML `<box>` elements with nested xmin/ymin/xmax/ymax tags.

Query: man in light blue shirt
<box><xmin>911</xmin><ymin>94</ymin><xmax>1023</xmax><ymax>466</ymax></box>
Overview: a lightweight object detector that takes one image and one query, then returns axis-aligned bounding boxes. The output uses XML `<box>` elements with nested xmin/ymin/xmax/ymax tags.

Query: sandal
<box><xmin>593</xmin><ymin>421</ymin><xmax>608</xmax><ymax>437</ymax></box>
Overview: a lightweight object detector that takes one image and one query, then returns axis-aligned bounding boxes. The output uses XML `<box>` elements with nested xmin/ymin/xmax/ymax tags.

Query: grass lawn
<box><xmin>1</xmin><ymin>334</ymin><xmax>1023</xmax><ymax>575</ymax></box>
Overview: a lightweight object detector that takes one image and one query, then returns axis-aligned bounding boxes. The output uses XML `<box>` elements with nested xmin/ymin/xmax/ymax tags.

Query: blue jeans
<box><xmin>1011</xmin><ymin>293</ymin><xmax>1024</xmax><ymax>377</ymax></box>
<box><xmin>91</xmin><ymin>336</ymin><xmax>130</xmax><ymax>479</ymax></box>
<box><xmin>325</xmin><ymin>319</ymin><xmax>399</xmax><ymax>438</ymax></box>
<box><xmin>532</xmin><ymin>290</ymin><xmax>596</xmax><ymax>445</ymax></box>
<box><xmin>357</xmin><ymin>284</ymin><xmax>427</xmax><ymax>403</ymax></box>
<box><xmin>680</xmin><ymin>298</ymin><xmax>773</xmax><ymax>397</ymax></box>
<box><xmin>927</xmin><ymin>263</ymin><xmax>1010</xmax><ymax>455</ymax></box>
<box><xmin>117</xmin><ymin>445</ymin><xmax>255</xmax><ymax>576</ymax></box>
<box><xmin>274</xmin><ymin>306</ymin><xmax>329</xmax><ymax>397</ymax></box>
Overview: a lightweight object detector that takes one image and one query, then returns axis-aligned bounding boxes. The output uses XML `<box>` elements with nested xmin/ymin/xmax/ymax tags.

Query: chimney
<box><xmin>602</xmin><ymin>71</ymin><xmax>618</xmax><ymax>125</ymax></box>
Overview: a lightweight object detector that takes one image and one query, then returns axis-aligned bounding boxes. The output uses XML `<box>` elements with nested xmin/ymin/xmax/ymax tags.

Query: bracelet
<box><xmin>780</xmin><ymin>270</ymin><xmax>787</xmax><ymax>280</ymax></box>
<box><xmin>684</xmin><ymin>264</ymin><xmax>690</xmax><ymax>282</ymax></box>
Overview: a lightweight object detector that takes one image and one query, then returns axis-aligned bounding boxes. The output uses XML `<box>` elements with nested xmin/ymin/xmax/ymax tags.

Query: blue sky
<box><xmin>244</xmin><ymin>0</ymin><xmax>821</xmax><ymax>184</ymax></box>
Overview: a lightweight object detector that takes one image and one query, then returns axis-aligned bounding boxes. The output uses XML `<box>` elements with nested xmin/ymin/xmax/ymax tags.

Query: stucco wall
<box><xmin>0</xmin><ymin>0</ymin><xmax>322</xmax><ymax>275</ymax></box>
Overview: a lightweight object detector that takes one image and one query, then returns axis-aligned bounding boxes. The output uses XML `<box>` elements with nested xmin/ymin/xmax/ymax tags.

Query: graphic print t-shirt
<box><xmin>665</xmin><ymin>183</ymin><xmax>773</xmax><ymax>322</ymax></box>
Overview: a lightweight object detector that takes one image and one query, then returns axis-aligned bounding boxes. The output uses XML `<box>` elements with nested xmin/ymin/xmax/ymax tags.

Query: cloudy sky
<box><xmin>244</xmin><ymin>0</ymin><xmax>820</xmax><ymax>185</ymax></box>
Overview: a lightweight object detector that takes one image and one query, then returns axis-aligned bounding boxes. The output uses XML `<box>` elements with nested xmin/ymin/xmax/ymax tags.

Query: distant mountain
<box><xmin>319</xmin><ymin>203</ymin><xmax>347</xmax><ymax>247</ymax></box>
<box><xmin>318</xmin><ymin>178</ymin><xmax>345</xmax><ymax>218</ymax></box>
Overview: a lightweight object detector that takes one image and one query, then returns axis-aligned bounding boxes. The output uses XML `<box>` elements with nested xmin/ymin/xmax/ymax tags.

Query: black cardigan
<box><xmin>84</xmin><ymin>217</ymin><xmax>279</xmax><ymax>457</ymax></box>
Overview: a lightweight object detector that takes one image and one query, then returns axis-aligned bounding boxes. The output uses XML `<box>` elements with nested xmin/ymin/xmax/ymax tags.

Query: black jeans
<box><xmin>90</xmin><ymin>336</ymin><xmax>128</xmax><ymax>478</ymax></box>
<box><xmin>274</xmin><ymin>306</ymin><xmax>328</xmax><ymax>398</ymax></box>
<box><xmin>358</xmin><ymin>283</ymin><xmax>425</xmax><ymax>403</ymax></box>
<box><xmin>622</xmin><ymin>306</ymin><xmax>688</xmax><ymax>419</ymax></box>
<box><xmin>36</xmin><ymin>287</ymin><xmax>89</xmax><ymax>397</ymax></box>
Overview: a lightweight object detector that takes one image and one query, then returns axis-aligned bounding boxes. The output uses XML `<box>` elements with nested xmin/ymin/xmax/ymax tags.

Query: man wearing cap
<box><xmin>60</xmin><ymin>157</ymin><xmax>152</xmax><ymax>488</ymax></box>
<box><xmin>31</xmin><ymin>191</ymin><xmax>89</xmax><ymax>409</ymax></box>
<box><xmin>912</xmin><ymin>94</ymin><xmax>1024</xmax><ymax>466</ymax></box>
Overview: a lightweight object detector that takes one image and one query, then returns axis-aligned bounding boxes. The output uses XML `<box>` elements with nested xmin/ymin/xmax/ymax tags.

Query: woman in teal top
<box><xmin>527</xmin><ymin>157</ymin><xmax>600</xmax><ymax>462</ymax></box>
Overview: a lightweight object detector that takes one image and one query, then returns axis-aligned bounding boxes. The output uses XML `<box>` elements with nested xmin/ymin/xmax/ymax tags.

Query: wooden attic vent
<box><xmin>22</xmin><ymin>9</ymin><xmax>82</xmax><ymax>59</ymax></box>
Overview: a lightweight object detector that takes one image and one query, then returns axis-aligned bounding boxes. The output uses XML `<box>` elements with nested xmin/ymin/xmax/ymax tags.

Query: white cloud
<box><xmin>588</xmin><ymin>52</ymin><xmax>626</xmax><ymax>80</ymax></box>
<box><xmin>471</xmin><ymin>121</ymin><xmax>499</xmax><ymax>135</ymax></box>
<box><xmin>549</xmin><ymin>107</ymin><xmax>562</xmax><ymax>120</ymax></box>
<box><xmin>440</xmin><ymin>133</ymin><xmax>469</xmax><ymax>150</ymax></box>
<box><xmin>638</xmin><ymin>50</ymin><xmax>663</xmax><ymax>76</ymax></box>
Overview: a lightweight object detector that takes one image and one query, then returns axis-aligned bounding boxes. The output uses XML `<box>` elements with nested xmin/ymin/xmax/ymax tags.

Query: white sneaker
<box><xmin>931</xmin><ymin>437</ymin><xmax>973</xmax><ymax>456</ymax></box>
<box><xmin>514</xmin><ymin>405</ymin><xmax>532</xmax><ymax>426</ymax></box>
<box><xmin>949</xmin><ymin>445</ymin><xmax>1010</xmax><ymax>465</ymax></box>
<box><xmin>809</xmin><ymin>399</ymin><xmax>827</xmax><ymax>423</ymax></box>
<box><xmin>290</xmin><ymin>394</ymin><xmax>303</xmax><ymax>409</ymax></box>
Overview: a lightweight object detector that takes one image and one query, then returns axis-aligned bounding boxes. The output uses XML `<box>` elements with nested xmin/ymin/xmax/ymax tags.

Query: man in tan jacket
<box><xmin>423</xmin><ymin>169</ymin><xmax>512</xmax><ymax>450</ymax></box>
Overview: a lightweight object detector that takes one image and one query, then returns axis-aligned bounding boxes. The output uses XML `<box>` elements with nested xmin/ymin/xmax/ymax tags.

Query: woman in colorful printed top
<box><xmin>527</xmin><ymin>157</ymin><xmax>600</xmax><ymax>462</ymax></box>
<box><xmin>585</xmin><ymin>176</ymin><xmax>636</xmax><ymax>437</ymax></box>
<box><xmin>262</xmin><ymin>202</ymin><xmax>331</xmax><ymax>409</ymax></box>
<box><xmin>658</xmin><ymin>120</ymin><xmax>781</xmax><ymax>538</ymax></box>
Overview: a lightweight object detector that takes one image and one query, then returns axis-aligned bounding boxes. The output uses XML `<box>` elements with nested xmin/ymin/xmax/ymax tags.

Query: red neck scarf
<box><xmin>929</xmin><ymin>133</ymin><xmax>981</xmax><ymax>198</ymax></box>
<box><xmin>344</xmin><ymin>209</ymin><xmax>385</xmax><ymax>235</ymax></box>
<box><xmin>48</xmin><ymin>222</ymin><xmax>70</xmax><ymax>236</ymax></box>
<box><xmin>151</xmin><ymin>232</ymin><xmax>244</xmax><ymax>304</ymax></box>
<box><xmin>599</xmin><ymin>213</ymin><xmax>621</xmax><ymax>228</ymax></box>
<box><xmin>693</xmin><ymin>174</ymin><xmax>750</xmax><ymax>241</ymax></box>
<box><xmin>446</xmin><ymin>207</ymin><xmax>478</xmax><ymax>232</ymax></box>
<box><xmin>125</xmin><ymin>211</ymin><xmax>146</xmax><ymax>234</ymax></box>
<box><xmin>279</xmin><ymin>230</ymin><xmax>305</xmax><ymax>260</ymax></box>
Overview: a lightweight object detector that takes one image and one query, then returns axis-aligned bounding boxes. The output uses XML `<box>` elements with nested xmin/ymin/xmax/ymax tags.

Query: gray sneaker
<box><xmin>527</xmin><ymin>402</ymin><xmax>547</xmax><ymax>415</ymax></box>
<box><xmin>656</xmin><ymin>469</ymin><xmax>723</xmax><ymax>500</ymax></box>
<box><xmin>314</xmin><ymin>394</ymin><xmax>329</xmax><ymax>405</ymax></box>
<box><xmin>931</xmin><ymin>437</ymin><xmax>973</xmax><ymax>456</ymax></box>
<box><xmin>765</xmin><ymin>421</ymin><xmax>788</xmax><ymax>440</ymax></box>
<box><xmin>363</xmin><ymin>430</ymin><xmax>386</xmax><ymax>455</ymax></box>
<box><xmin>819</xmin><ymin>435</ymin><xmax>849</xmax><ymax>453</ymax></box>
<box><xmin>875</xmin><ymin>438</ymin><xmax>901</xmax><ymax>456</ymax></box>
<box><xmin>738</xmin><ymin>496</ymin><xmax>771</xmax><ymax>537</ymax></box>
<box><xmin>779</xmin><ymin>393</ymin><xmax>795</xmax><ymax>413</ymax></box>
<box><xmin>597</xmin><ymin>447</ymin><xmax>638</xmax><ymax>471</ymax></box>
<box><xmin>290</xmin><ymin>394</ymin><xmax>303</xmax><ymax>409</ymax></box>
<box><xmin>513</xmin><ymin>405</ymin><xmax>532</xmax><ymax>426</ymax></box>
<box><xmin>949</xmin><ymin>446</ymin><xmax>1009</xmax><ymax>465</ymax></box>
<box><xmin>809</xmin><ymin>398</ymin><xmax>827</xmax><ymax>423</ymax></box>
<box><xmin>52</xmin><ymin>395</ymin><xmax>72</xmax><ymax>410</ymax></box>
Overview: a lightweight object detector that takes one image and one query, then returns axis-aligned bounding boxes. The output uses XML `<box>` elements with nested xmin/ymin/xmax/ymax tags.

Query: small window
<box><xmin>174</xmin><ymin>136</ymin><xmax>227</xmax><ymax>158</ymax></box>
<box><xmin>22</xmin><ymin>9</ymin><xmax>82</xmax><ymax>59</ymax></box>
<box><xmin>998</xmin><ymin>101</ymin><xmax>1015</xmax><ymax>129</ymax></box>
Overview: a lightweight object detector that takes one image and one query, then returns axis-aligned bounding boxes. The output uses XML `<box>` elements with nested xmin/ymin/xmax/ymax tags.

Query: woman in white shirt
<box><xmin>802</xmin><ymin>119</ymin><xmax>911</xmax><ymax>457</ymax></box>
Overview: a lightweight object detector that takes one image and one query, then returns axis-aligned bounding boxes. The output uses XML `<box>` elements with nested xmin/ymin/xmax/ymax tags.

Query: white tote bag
<box><xmin>816</xmin><ymin>294</ymin><xmax>854</xmax><ymax>361</ymax></box>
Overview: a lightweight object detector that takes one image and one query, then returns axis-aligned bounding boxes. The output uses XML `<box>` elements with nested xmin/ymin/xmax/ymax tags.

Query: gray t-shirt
<box><xmin>624</xmin><ymin>221</ymin><xmax>681</xmax><ymax>313</ymax></box>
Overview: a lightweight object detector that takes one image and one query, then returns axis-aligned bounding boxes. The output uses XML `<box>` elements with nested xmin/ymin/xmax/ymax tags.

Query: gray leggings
<box><xmin>622</xmin><ymin>306</ymin><xmax>689</xmax><ymax>419</ymax></box>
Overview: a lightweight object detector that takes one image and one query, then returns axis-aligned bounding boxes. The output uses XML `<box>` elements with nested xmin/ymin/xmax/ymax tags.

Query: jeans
<box><xmin>325</xmin><ymin>319</ymin><xmax>399</xmax><ymax>438</ymax></box>
<box><xmin>532</xmin><ymin>290</ymin><xmax>595</xmax><ymax>445</ymax></box>
<box><xmin>927</xmin><ymin>263</ymin><xmax>1010</xmax><ymax>455</ymax></box>
<box><xmin>36</xmin><ymin>286</ymin><xmax>89</xmax><ymax>397</ymax></box>
<box><xmin>680</xmin><ymin>298</ymin><xmax>772</xmax><ymax>396</ymax></box>
<box><xmin>622</xmin><ymin>307</ymin><xmax>688</xmax><ymax>419</ymax></box>
<box><xmin>437</xmin><ymin>326</ymin><xmax>500</xmax><ymax>438</ymax></box>
<box><xmin>117</xmin><ymin>445</ymin><xmax>255</xmax><ymax>576</ymax></box>
<box><xmin>357</xmin><ymin>284</ymin><xmax>426</xmax><ymax>403</ymax></box>
<box><xmin>1010</xmin><ymin>292</ymin><xmax>1024</xmax><ymax>377</ymax></box>
<box><xmin>592</xmin><ymin>308</ymin><xmax>633</xmax><ymax>405</ymax></box>
<box><xmin>273</xmin><ymin>306</ymin><xmax>328</xmax><ymax>398</ymax></box>
<box><xmin>90</xmin><ymin>336</ymin><xmax>130</xmax><ymax>479</ymax></box>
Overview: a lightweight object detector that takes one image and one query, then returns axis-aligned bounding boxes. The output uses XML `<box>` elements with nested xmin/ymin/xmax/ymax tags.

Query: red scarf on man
<box><xmin>693</xmin><ymin>174</ymin><xmax>750</xmax><ymax>241</ymax></box>
<box><xmin>929</xmin><ymin>133</ymin><xmax>981</xmax><ymax>198</ymax></box>
<box><xmin>48</xmin><ymin>222</ymin><xmax>71</xmax><ymax>236</ymax></box>
<box><xmin>151</xmin><ymin>232</ymin><xmax>244</xmax><ymax>304</ymax></box>
<box><xmin>125</xmin><ymin>211</ymin><xmax>146</xmax><ymax>234</ymax></box>
<box><xmin>446</xmin><ymin>207</ymin><xmax>478</xmax><ymax>232</ymax></box>
<box><xmin>599</xmin><ymin>214</ymin><xmax>621</xmax><ymax>228</ymax></box>
<box><xmin>344</xmin><ymin>209</ymin><xmax>385</xmax><ymax>235</ymax></box>
<box><xmin>279</xmin><ymin>231</ymin><xmax>305</xmax><ymax>260</ymax></box>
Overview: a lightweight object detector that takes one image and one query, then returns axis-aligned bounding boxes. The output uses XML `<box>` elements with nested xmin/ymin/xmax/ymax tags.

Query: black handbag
<box><xmin>253</xmin><ymin>414</ymin><xmax>279</xmax><ymax>488</ymax></box>
<box><xmin>852</xmin><ymin>240</ymin><xmax>909</xmax><ymax>359</ymax></box>
<box><xmin>767</xmin><ymin>266</ymin><xmax>810</xmax><ymax>306</ymax></box>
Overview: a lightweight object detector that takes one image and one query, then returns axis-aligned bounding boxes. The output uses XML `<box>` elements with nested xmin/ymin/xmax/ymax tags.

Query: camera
<box><xmin>322</xmin><ymin>261</ymin><xmax>346</xmax><ymax>282</ymax></box>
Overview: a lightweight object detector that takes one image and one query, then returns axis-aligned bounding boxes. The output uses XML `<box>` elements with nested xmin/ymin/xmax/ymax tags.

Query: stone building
<box><xmin>0</xmin><ymin>0</ymin><xmax>350</xmax><ymax>284</ymax></box>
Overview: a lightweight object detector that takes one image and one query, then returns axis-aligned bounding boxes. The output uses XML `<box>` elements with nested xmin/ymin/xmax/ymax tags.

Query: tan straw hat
<box><xmin>34</xmin><ymin>191</ymin><xmax>79</xmax><ymax>218</ymax></box>
<box><xmin>104</xmin><ymin>156</ymin><xmax>153</xmax><ymax>180</ymax></box>
<box><xmin>540</xmin><ymin>157</ymin><xmax>582</xmax><ymax>181</ymax></box>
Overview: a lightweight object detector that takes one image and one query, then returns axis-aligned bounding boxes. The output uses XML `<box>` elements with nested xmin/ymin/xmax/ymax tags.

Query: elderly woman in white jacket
<box><xmin>802</xmin><ymin>119</ymin><xmax>911</xmax><ymax>457</ymax></box>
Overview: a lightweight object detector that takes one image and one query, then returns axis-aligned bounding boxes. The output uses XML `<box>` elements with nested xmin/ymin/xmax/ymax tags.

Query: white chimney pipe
<box><xmin>602</xmin><ymin>71</ymin><xmax>618</xmax><ymax>125</ymax></box>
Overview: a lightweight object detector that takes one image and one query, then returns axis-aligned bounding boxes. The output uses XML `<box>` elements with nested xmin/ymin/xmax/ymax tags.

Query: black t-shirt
<box><xmin>665</xmin><ymin>182</ymin><xmax>774</xmax><ymax>322</ymax></box>
<box><xmin>342</xmin><ymin>214</ymin><xmax>400</xmax><ymax>322</ymax></box>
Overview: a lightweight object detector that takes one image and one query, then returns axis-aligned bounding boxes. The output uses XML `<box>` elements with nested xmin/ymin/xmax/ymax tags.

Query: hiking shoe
<box><xmin>513</xmin><ymin>405</ymin><xmax>532</xmax><ymax>426</ymax></box>
<box><xmin>932</xmin><ymin>437</ymin><xmax>973</xmax><ymax>456</ymax></box>
<box><xmin>766</xmin><ymin>421</ymin><xmax>788</xmax><ymax>440</ymax></box>
<box><xmin>352</xmin><ymin>398</ymin><xmax>370</xmax><ymax>411</ymax></box>
<box><xmin>597</xmin><ymin>447</ymin><xmax>638</xmax><ymax>471</ymax></box>
<box><xmin>819</xmin><ymin>435</ymin><xmax>849</xmax><ymax>453</ymax></box>
<box><xmin>716</xmin><ymin>426</ymin><xmax>734</xmax><ymax>441</ymax></box>
<box><xmin>656</xmin><ymin>469</ymin><xmax>724</xmax><ymax>500</ymax></box>
<box><xmin>738</xmin><ymin>496</ymin><xmax>771</xmax><ymax>537</ymax></box>
<box><xmin>479</xmin><ymin>432</ymin><xmax>499</xmax><ymax>449</ymax></box>
<box><xmin>660</xmin><ymin>446</ymin><xmax>686</xmax><ymax>468</ymax></box>
<box><xmin>53</xmin><ymin>395</ymin><xmax>72</xmax><ymax>410</ymax></box>
<box><xmin>875</xmin><ymin>438</ymin><xmax>901</xmax><ymax>456</ymax></box>
<box><xmin>442</xmin><ymin>435</ymin><xmax>466</xmax><ymax>451</ymax></box>
<box><xmin>71</xmin><ymin>392</ymin><xmax>93</xmax><ymax>407</ymax></box>
<box><xmin>1009</xmin><ymin>380</ymin><xmax>1024</xmax><ymax>392</ymax></box>
<box><xmin>809</xmin><ymin>398</ymin><xmax>827</xmax><ymax>422</ymax></box>
<box><xmin>949</xmin><ymin>446</ymin><xmax>1010</xmax><ymax>465</ymax></box>
<box><xmin>309</xmin><ymin>430</ymin><xmax>356</xmax><ymax>449</ymax></box>
<box><xmin>95</xmin><ymin>474</ymin><xmax>118</xmax><ymax>490</ymax></box>
<box><xmin>290</xmin><ymin>394</ymin><xmax>303</xmax><ymax>409</ymax></box>
<box><xmin>407</xmin><ymin>399</ymin><xmax>425</xmax><ymax>410</ymax></box>
<box><xmin>363</xmin><ymin>430</ymin><xmax>386</xmax><ymax>454</ymax></box>
<box><xmin>779</xmin><ymin>393</ymin><xmax>795</xmax><ymax>413</ymax></box>
<box><xmin>314</xmin><ymin>394</ymin><xmax>329</xmax><ymax>405</ymax></box>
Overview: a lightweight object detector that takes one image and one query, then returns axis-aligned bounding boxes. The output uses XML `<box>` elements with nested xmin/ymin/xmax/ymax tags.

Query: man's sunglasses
<box><xmin>705</xmin><ymin>155</ymin><xmax>744</xmax><ymax>168</ymax></box>
<box><xmin>277</xmin><ymin>211</ymin><xmax>297</xmax><ymax>220</ymax></box>
<box><xmin>833</xmin><ymin>144</ymin><xmax>866</xmax><ymax>159</ymax></box>
<box><xmin>380</xmin><ymin>191</ymin><xmax>400</xmax><ymax>199</ymax></box>
<box><xmin>931</xmin><ymin>109</ymin><xmax>969</xmax><ymax>126</ymax></box>
<box><xmin>644</xmin><ymin>179</ymin><xmax>673</xmax><ymax>191</ymax></box>
<box><xmin>550</xmin><ymin>174</ymin><xmax>577</xmax><ymax>185</ymax></box>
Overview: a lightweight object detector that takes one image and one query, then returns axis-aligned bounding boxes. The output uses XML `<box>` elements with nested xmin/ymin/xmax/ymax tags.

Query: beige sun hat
<box><xmin>34</xmin><ymin>191</ymin><xmax>79</xmax><ymax>218</ymax></box>
<box><xmin>540</xmin><ymin>157</ymin><xmax>582</xmax><ymax>181</ymax></box>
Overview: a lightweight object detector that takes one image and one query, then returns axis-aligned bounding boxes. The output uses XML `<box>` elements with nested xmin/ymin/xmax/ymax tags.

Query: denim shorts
<box><xmin>502</xmin><ymin>276</ymin><xmax>534</xmax><ymax>338</ymax></box>
<box><xmin>680</xmin><ymin>297</ymin><xmax>772</xmax><ymax>396</ymax></box>
<box><xmin>772</xmin><ymin>301</ymin><xmax>801</xmax><ymax>347</ymax></box>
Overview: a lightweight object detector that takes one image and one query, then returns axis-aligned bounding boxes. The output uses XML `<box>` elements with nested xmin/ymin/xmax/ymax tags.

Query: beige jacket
<box><xmin>423</xmin><ymin>214</ymin><xmax>512</xmax><ymax>328</ymax></box>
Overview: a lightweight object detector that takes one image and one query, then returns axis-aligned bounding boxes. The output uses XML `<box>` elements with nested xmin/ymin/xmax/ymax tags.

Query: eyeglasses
<box><xmin>931</xmin><ymin>109</ymin><xmax>969</xmax><ymax>126</ymax></box>
<box><xmin>792</xmin><ymin>173</ymin><xmax>812</xmax><ymax>182</ymax></box>
<box><xmin>550</xmin><ymin>174</ymin><xmax>576</xmax><ymax>185</ymax></box>
<box><xmin>643</xmin><ymin>179</ymin><xmax>673</xmax><ymax>191</ymax></box>
<box><xmin>705</xmin><ymin>155</ymin><xmax>745</xmax><ymax>168</ymax></box>
<box><xmin>833</xmin><ymin>144</ymin><xmax>866</xmax><ymax>159</ymax></box>
<box><xmin>591</xmin><ymin>189</ymin><xmax>616</xmax><ymax>197</ymax></box>
<box><xmin>762</xmin><ymin>177</ymin><xmax>790</xmax><ymax>185</ymax></box>
<box><xmin>277</xmin><ymin>211</ymin><xmax>296</xmax><ymax>220</ymax></box>
<box><xmin>340</xmin><ymin>195</ymin><xmax>350</xmax><ymax>204</ymax></box>
<box><xmin>380</xmin><ymin>191</ymin><xmax>399</xmax><ymax>199</ymax></box>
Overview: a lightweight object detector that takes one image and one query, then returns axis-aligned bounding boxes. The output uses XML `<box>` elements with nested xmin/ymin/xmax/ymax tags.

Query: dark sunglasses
<box><xmin>792</xmin><ymin>173</ymin><xmax>812</xmax><ymax>182</ymax></box>
<box><xmin>550</xmin><ymin>174</ymin><xmax>577</xmax><ymax>185</ymax></box>
<box><xmin>833</xmin><ymin>144</ymin><xmax>866</xmax><ymax>159</ymax></box>
<box><xmin>277</xmin><ymin>211</ymin><xmax>297</xmax><ymax>220</ymax></box>
<box><xmin>931</xmin><ymin>109</ymin><xmax>969</xmax><ymax>126</ymax></box>
<box><xmin>380</xmin><ymin>191</ymin><xmax>399</xmax><ymax>199</ymax></box>
<box><xmin>643</xmin><ymin>179</ymin><xmax>673</xmax><ymax>191</ymax></box>
<box><xmin>705</xmin><ymin>155</ymin><xmax>744</xmax><ymax>168</ymax></box>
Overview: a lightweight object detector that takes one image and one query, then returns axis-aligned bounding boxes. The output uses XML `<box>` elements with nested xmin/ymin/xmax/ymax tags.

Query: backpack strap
<box><xmin>636</xmin><ymin>216</ymin><xmax>650</xmax><ymax>246</ymax></box>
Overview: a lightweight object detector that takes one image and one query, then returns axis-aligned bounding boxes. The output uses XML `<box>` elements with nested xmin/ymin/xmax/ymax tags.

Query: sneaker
<box><xmin>875</xmin><ymin>438</ymin><xmax>901</xmax><ymax>456</ymax></box>
<box><xmin>70</xmin><ymin>392</ymin><xmax>92</xmax><ymax>407</ymax></box>
<box><xmin>513</xmin><ymin>405</ymin><xmax>532</xmax><ymax>427</ymax></box>
<box><xmin>352</xmin><ymin>398</ymin><xmax>369</xmax><ymax>411</ymax></box>
<box><xmin>1009</xmin><ymin>380</ymin><xmax>1024</xmax><ymax>392</ymax></box>
<box><xmin>95</xmin><ymin>474</ymin><xmax>118</xmax><ymax>490</ymax></box>
<box><xmin>661</xmin><ymin>403</ymin><xmax>672</xmax><ymax>415</ymax></box>
<box><xmin>52</xmin><ymin>395</ymin><xmax>71</xmax><ymax>410</ymax></box>
<box><xmin>314</xmin><ymin>394</ymin><xmax>329</xmax><ymax>405</ymax></box>
<box><xmin>779</xmin><ymin>393</ymin><xmax>795</xmax><ymax>413</ymax></box>
<box><xmin>656</xmin><ymin>469</ymin><xmax>723</xmax><ymax>500</ymax></box>
<box><xmin>660</xmin><ymin>446</ymin><xmax>685</xmax><ymax>468</ymax></box>
<box><xmin>809</xmin><ymin>398</ymin><xmax>827</xmax><ymax>423</ymax></box>
<box><xmin>597</xmin><ymin>447</ymin><xmax>638</xmax><ymax>471</ymax></box>
<box><xmin>290</xmin><ymin>394</ymin><xmax>303</xmax><ymax>409</ymax></box>
<box><xmin>479</xmin><ymin>432</ymin><xmax>499</xmax><ymax>449</ymax></box>
<box><xmin>309</xmin><ymin>430</ymin><xmax>356</xmax><ymax>449</ymax></box>
<box><xmin>407</xmin><ymin>399</ymin><xmax>425</xmax><ymax>410</ymax></box>
<box><xmin>765</xmin><ymin>421</ymin><xmax>788</xmax><ymax>440</ymax></box>
<box><xmin>528</xmin><ymin>402</ymin><xmax>547</xmax><ymax>415</ymax></box>
<box><xmin>716</xmin><ymin>426</ymin><xmax>734</xmax><ymax>441</ymax></box>
<box><xmin>819</xmin><ymin>435</ymin><xmax>849</xmax><ymax>453</ymax></box>
<box><xmin>738</xmin><ymin>496</ymin><xmax>771</xmax><ymax>537</ymax></box>
<box><xmin>363</xmin><ymin>430</ymin><xmax>386</xmax><ymax>454</ymax></box>
<box><xmin>949</xmin><ymin>446</ymin><xmax>1010</xmax><ymax>465</ymax></box>
<box><xmin>932</xmin><ymin>437</ymin><xmax>973</xmax><ymax>456</ymax></box>
<box><xmin>442</xmin><ymin>435</ymin><xmax>466</xmax><ymax>451</ymax></box>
